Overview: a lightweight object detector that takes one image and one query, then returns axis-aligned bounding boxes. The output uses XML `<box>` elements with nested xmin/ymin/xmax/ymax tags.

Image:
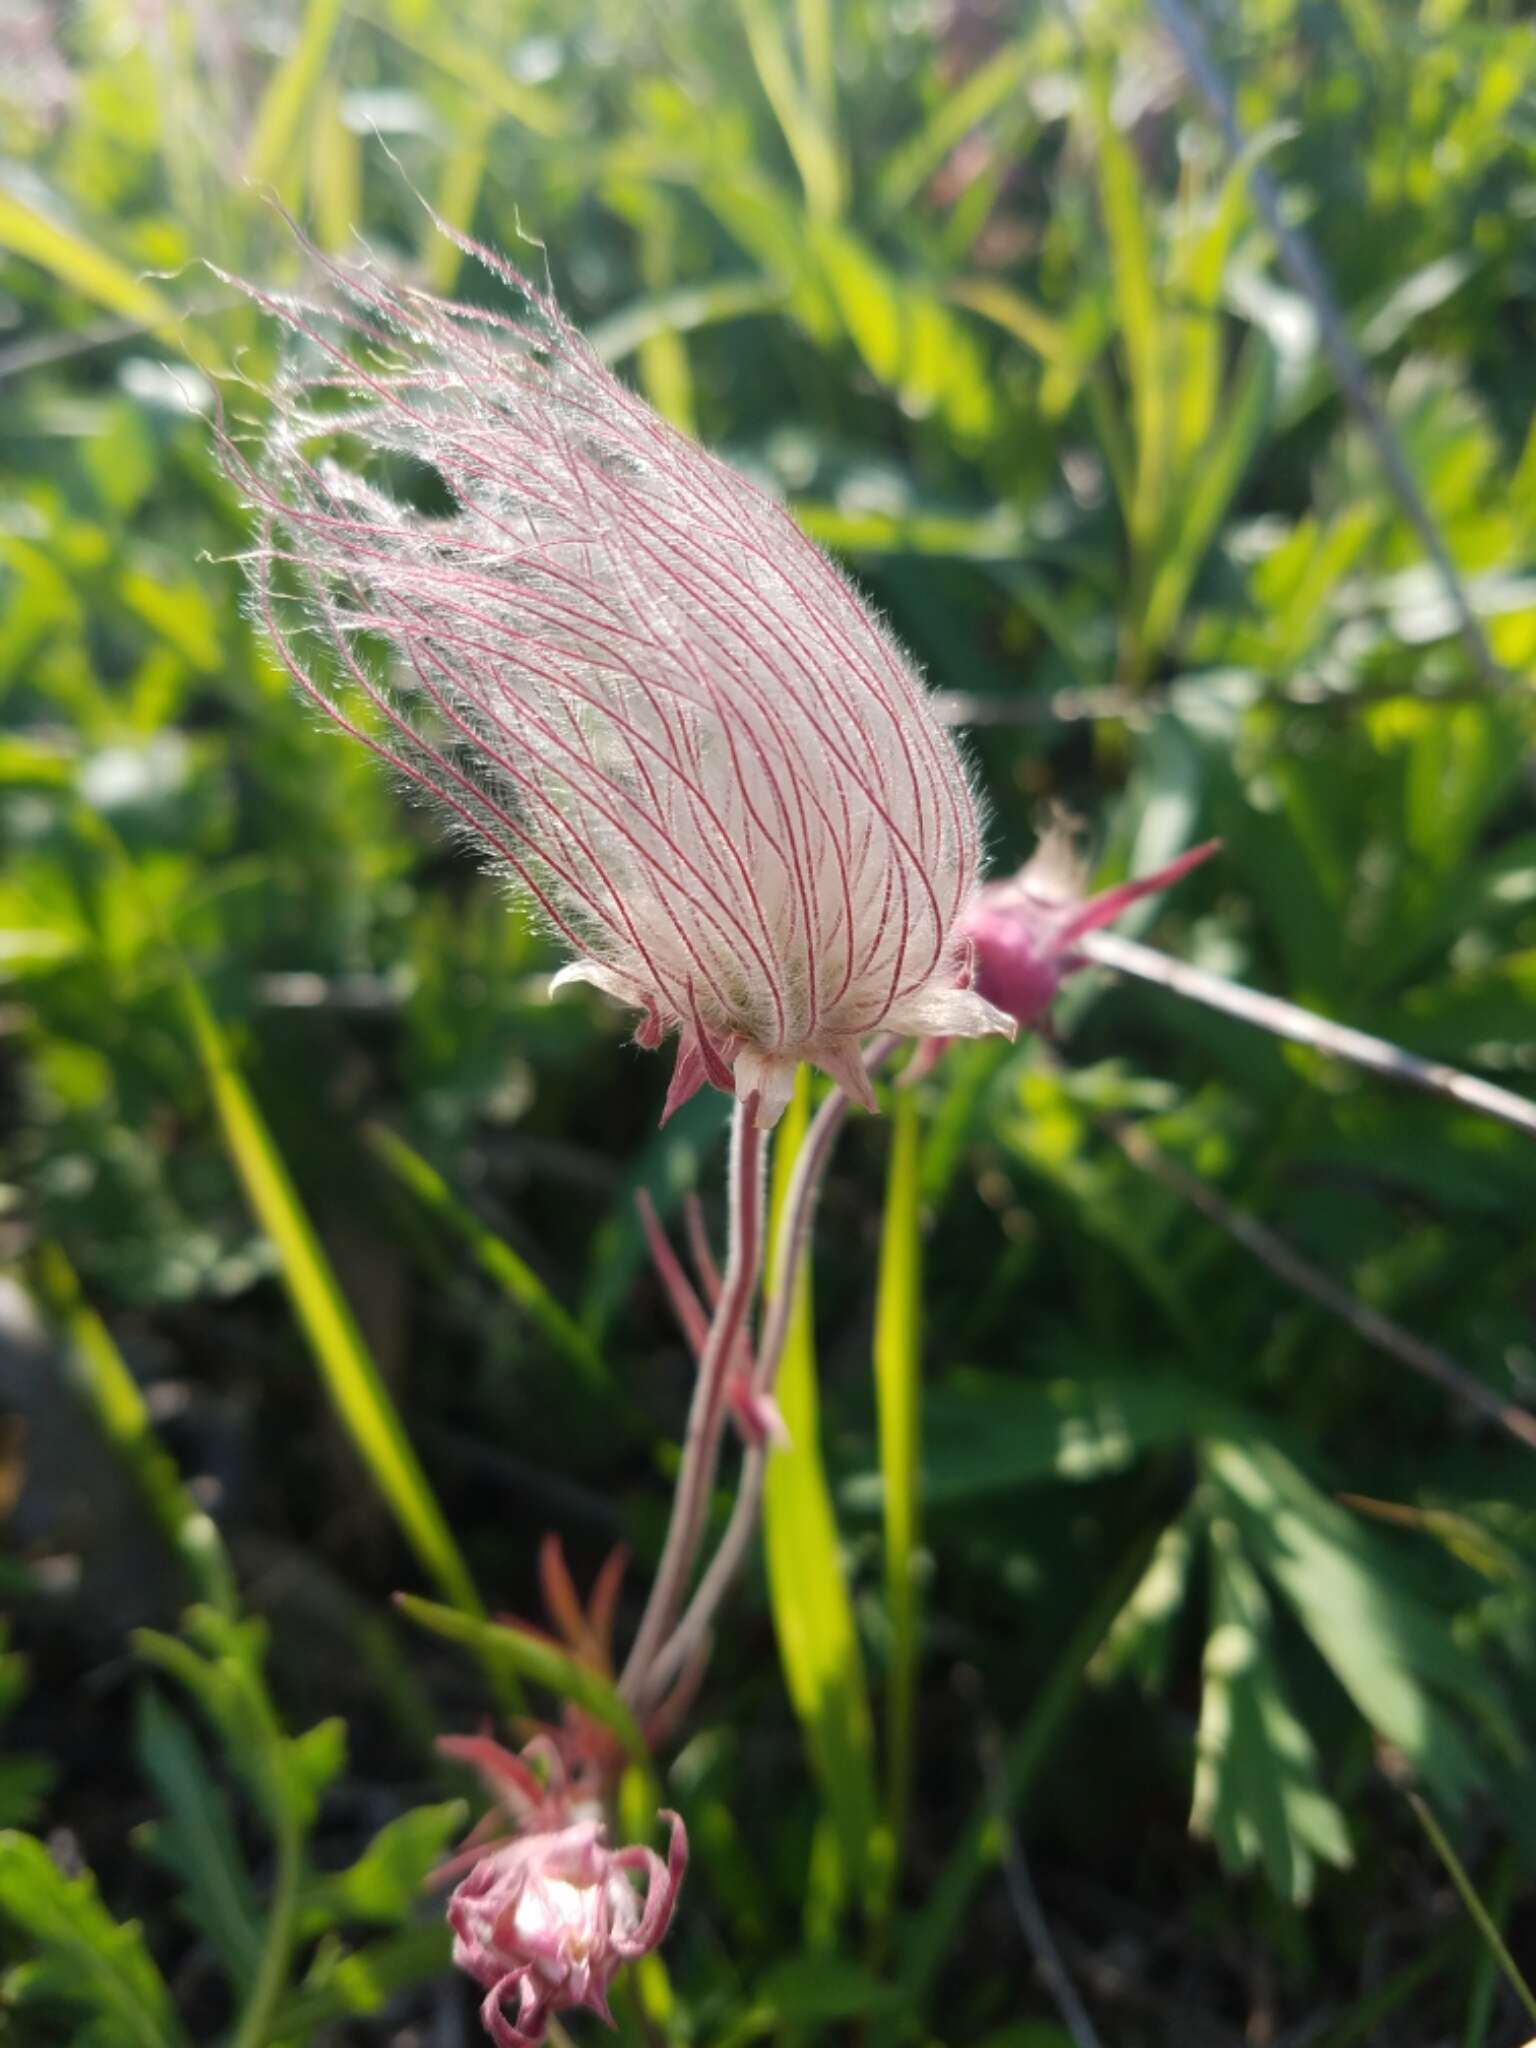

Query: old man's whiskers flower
<box><xmin>222</xmin><ymin>230</ymin><xmax>1012</xmax><ymax>1129</ymax></box>
<box><xmin>221</xmin><ymin>218</ymin><xmax>1015</xmax><ymax>2044</ymax></box>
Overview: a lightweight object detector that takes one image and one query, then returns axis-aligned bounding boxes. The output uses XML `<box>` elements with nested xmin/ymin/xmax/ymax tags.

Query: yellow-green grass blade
<box><xmin>364</xmin><ymin>1122</ymin><xmax>616</xmax><ymax>1402</ymax></box>
<box><xmin>1094</xmin><ymin>75</ymin><xmax>1168</xmax><ymax>558</ymax></box>
<box><xmin>174</xmin><ymin>969</ymin><xmax>482</xmax><ymax>1619</ymax></box>
<box><xmin>737</xmin><ymin>0</ymin><xmax>844</xmax><ymax>221</ymax></box>
<box><xmin>243</xmin><ymin>0</ymin><xmax>345</xmax><ymax>195</ymax></box>
<box><xmin>28</xmin><ymin>1242</ymin><xmax>236</xmax><ymax>1617</ymax></box>
<box><xmin>873</xmin><ymin>1087</ymin><xmax>922</xmax><ymax>1852</ymax></box>
<box><xmin>761</xmin><ymin>1070</ymin><xmax>880</xmax><ymax>1913</ymax></box>
<box><xmin>396</xmin><ymin>1596</ymin><xmax>648</xmax><ymax>1766</ymax></box>
<box><xmin>0</xmin><ymin>189</ymin><xmax>213</xmax><ymax>368</ymax></box>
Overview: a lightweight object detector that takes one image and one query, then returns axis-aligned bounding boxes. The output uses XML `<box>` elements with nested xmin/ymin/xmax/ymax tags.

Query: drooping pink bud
<box><xmin>959</xmin><ymin>829</ymin><xmax>1220</xmax><ymax>1030</ymax></box>
<box><xmin>220</xmin><ymin>226</ymin><xmax>1014</xmax><ymax>1129</ymax></box>
<box><xmin>444</xmin><ymin>1811</ymin><xmax>687</xmax><ymax>2048</ymax></box>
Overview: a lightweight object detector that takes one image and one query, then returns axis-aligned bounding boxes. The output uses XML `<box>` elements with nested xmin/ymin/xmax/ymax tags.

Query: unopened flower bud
<box><xmin>960</xmin><ymin>829</ymin><xmax>1220</xmax><ymax>1030</ymax></box>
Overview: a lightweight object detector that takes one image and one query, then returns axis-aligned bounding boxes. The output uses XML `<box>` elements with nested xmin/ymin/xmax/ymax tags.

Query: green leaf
<box><xmin>172</xmin><ymin>964</ymin><xmax>482</xmax><ymax>1618</ymax></box>
<box><xmin>270</xmin><ymin>1922</ymin><xmax>453</xmax><ymax>2032</ymax></box>
<box><xmin>806</xmin><ymin>221</ymin><xmax>994</xmax><ymax>440</ymax></box>
<box><xmin>737</xmin><ymin>0</ymin><xmax>844</xmax><ymax>220</ymax></box>
<box><xmin>1192</xmin><ymin>1516</ymin><xmax>1353</xmax><ymax>1902</ymax></box>
<box><xmin>0</xmin><ymin>1832</ymin><xmax>189</xmax><ymax>2048</ymax></box>
<box><xmin>875</xmin><ymin>40</ymin><xmax>1033</xmax><ymax>217</ymax></box>
<box><xmin>1139</xmin><ymin>333</ymin><xmax>1275</xmax><ymax>660</ymax></box>
<box><xmin>873</xmin><ymin>1087</ymin><xmax>922</xmax><ymax>1849</ymax></box>
<box><xmin>28</xmin><ymin>1242</ymin><xmax>237</xmax><ymax>1616</ymax></box>
<box><xmin>135</xmin><ymin>1607</ymin><xmax>343</xmax><ymax>1836</ymax></box>
<box><xmin>295</xmin><ymin>1802</ymin><xmax>466</xmax><ymax>1935</ymax></box>
<box><xmin>1092</xmin><ymin>1502</ymin><xmax>1201</xmax><ymax>1692</ymax></box>
<box><xmin>394</xmin><ymin>1596</ymin><xmax>648</xmax><ymax>1764</ymax></box>
<box><xmin>850</xmin><ymin>1369</ymin><xmax>1221</xmax><ymax>1511</ymax></box>
<box><xmin>587</xmin><ymin>275</ymin><xmax>787</xmax><ymax>366</ymax></box>
<box><xmin>0</xmin><ymin>186</ymin><xmax>205</xmax><ymax>365</ymax></box>
<box><xmin>1204</xmin><ymin>1439</ymin><xmax>1517</xmax><ymax>1804</ymax></box>
<box><xmin>761</xmin><ymin>1069</ymin><xmax>881</xmax><ymax>1914</ymax></box>
<box><xmin>1094</xmin><ymin>76</ymin><xmax>1167</xmax><ymax>550</ymax></box>
<box><xmin>754</xmin><ymin>1953</ymin><xmax>898</xmax><ymax>2024</ymax></box>
<box><xmin>365</xmin><ymin>1122</ymin><xmax>616</xmax><ymax>1401</ymax></box>
<box><xmin>243</xmin><ymin>0</ymin><xmax>345</xmax><ymax>193</ymax></box>
<box><xmin>134</xmin><ymin>1689</ymin><xmax>264</xmax><ymax>1993</ymax></box>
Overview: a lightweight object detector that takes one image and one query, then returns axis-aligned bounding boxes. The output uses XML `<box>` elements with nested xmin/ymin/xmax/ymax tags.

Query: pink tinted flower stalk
<box><xmin>618</xmin><ymin>1094</ymin><xmax>765</xmax><ymax>1699</ymax></box>
<box><xmin>633</xmin><ymin>1036</ymin><xmax>898</xmax><ymax>1713</ymax></box>
<box><xmin>220</xmin><ymin>223</ymin><xmax>1012</xmax><ymax>1130</ymax></box>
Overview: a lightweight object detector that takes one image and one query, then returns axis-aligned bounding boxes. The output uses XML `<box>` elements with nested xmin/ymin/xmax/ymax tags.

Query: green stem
<box><xmin>229</xmin><ymin>1825</ymin><xmax>303</xmax><ymax>2048</ymax></box>
<box><xmin>1409</xmin><ymin>1794</ymin><xmax>1536</xmax><ymax>2028</ymax></box>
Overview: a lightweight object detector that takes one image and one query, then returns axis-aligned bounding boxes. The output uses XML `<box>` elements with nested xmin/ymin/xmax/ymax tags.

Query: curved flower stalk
<box><xmin>221</xmin><ymin>226</ymin><xmax>1012</xmax><ymax>1127</ymax></box>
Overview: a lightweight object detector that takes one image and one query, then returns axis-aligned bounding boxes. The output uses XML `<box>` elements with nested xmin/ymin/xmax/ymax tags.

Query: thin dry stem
<box><xmin>1079</xmin><ymin>929</ymin><xmax>1536</xmax><ymax>1143</ymax></box>
<box><xmin>1102</xmin><ymin>1109</ymin><xmax>1536</xmax><ymax>1454</ymax></box>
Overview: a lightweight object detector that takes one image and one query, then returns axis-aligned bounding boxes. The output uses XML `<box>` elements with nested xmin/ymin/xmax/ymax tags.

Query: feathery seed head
<box><xmin>224</xmin><ymin>228</ymin><xmax>1012</xmax><ymax>1125</ymax></box>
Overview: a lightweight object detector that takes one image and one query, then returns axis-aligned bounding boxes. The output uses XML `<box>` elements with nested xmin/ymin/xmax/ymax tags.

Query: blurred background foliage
<box><xmin>2</xmin><ymin>0</ymin><xmax>1536</xmax><ymax>2041</ymax></box>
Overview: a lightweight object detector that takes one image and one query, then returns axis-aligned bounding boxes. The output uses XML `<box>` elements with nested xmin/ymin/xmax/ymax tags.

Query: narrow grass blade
<box><xmin>174</xmin><ymin>972</ymin><xmax>481</xmax><ymax>1619</ymax></box>
<box><xmin>794</xmin><ymin>0</ymin><xmax>838</xmax><ymax>126</ymax></box>
<box><xmin>394</xmin><ymin>1596</ymin><xmax>647</xmax><ymax>1764</ymax></box>
<box><xmin>1463</xmin><ymin>1850</ymin><xmax>1517</xmax><ymax>2048</ymax></box>
<box><xmin>309</xmin><ymin>83</ymin><xmax>362</xmax><ymax>255</ymax></box>
<box><xmin>1138</xmin><ymin>332</ymin><xmax>1274</xmax><ymax>659</ymax></box>
<box><xmin>1409</xmin><ymin>1793</ymin><xmax>1536</xmax><ymax>2028</ymax></box>
<box><xmin>1093</xmin><ymin>76</ymin><xmax>1167</xmax><ymax>553</ymax></box>
<box><xmin>0</xmin><ymin>190</ymin><xmax>205</xmax><ymax>365</ymax></box>
<box><xmin>761</xmin><ymin>1070</ymin><xmax>880</xmax><ymax>1913</ymax></box>
<box><xmin>358</xmin><ymin>7</ymin><xmax>564</xmax><ymax>134</ymax></box>
<box><xmin>737</xmin><ymin>0</ymin><xmax>844</xmax><ymax>219</ymax></box>
<box><xmin>946</xmin><ymin>276</ymin><xmax>1074</xmax><ymax>366</ymax></box>
<box><xmin>244</xmin><ymin>0</ymin><xmax>345</xmax><ymax>193</ymax></box>
<box><xmin>587</xmin><ymin>276</ymin><xmax>787</xmax><ymax>366</ymax></box>
<box><xmin>873</xmin><ymin>1088</ymin><xmax>922</xmax><ymax>1851</ymax></box>
<box><xmin>28</xmin><ymin>1242</ymin><xmax>236</xmax><ymax>1617</ymax></box>
<box><xmin>364</xmin><ymin>1123</ymin><xmax>614</xmax><ymax>1401</ymax></box>
<box><xmin>876</xmin><ymin>41</ymin><xmax>1032</xmax><ymax>217</ymax></box>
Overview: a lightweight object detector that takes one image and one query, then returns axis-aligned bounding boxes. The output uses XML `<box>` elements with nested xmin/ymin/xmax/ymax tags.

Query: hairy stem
<box><xmin>640</xmin><ymin>1039</ymin><xmax>898</xmax><ymax>1704</ymax></box>
<box><xmin>620</xmin><ymin>1097</ymin><xmax>765</xmax><ymax>1703</ymax></box>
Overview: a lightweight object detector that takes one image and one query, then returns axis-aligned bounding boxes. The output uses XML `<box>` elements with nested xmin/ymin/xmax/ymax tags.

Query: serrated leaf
<box><xmin>135</xmin><ymin>1607</ymin><xmax>340</xmax><ymax>1834</ymax></box>
<box><xmin>1192</xmin><ymin>1516</ymin><xmax>1352</xmax><ymax>1902</ymax></box>
<box><xmin>1204</xmin><ymin>1439</ymin><xmax>1518</xmax><ymax>1805</ymax></box>
<box><xmin>0</xmin><ymin>1832</ymin><xmax>188</xmax><ymax>2048</ymax></box>
<box><xmin>1092</xmin><ymin>1504</ymin><xmax>1201</xmax><ymax>1691</ymax></box>
<box><xmin>295</xmin><ymin>1802</ymin><xmax>466</xmax><ymax>1936</ymax></box>
<box><xmin>133</xmin><ymin>1689</ymin><xmax>263</xmax><ymax>1991</ymax></box>
<box><xmin>271</xmin><ymin>1921</ymin><xmax>453</xmax><ymax>2033</ymax></box>
<box><xmin>849</xmin><ymin>1370</ymin><xmax>1223</xmax><ymax>1511</ymax></box>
